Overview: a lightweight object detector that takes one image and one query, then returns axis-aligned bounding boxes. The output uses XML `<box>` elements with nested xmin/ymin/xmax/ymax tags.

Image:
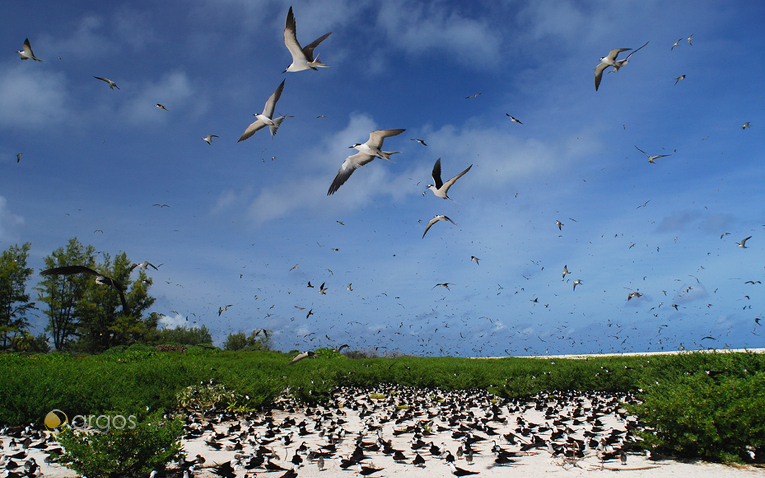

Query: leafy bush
<box><xmin>175</xmin><ymin>382</ymin><xmax>234</xmax><ymax>410</ymax></box>
<box><xmin>54</xmin><ymin>412</ymin><xmax>185</xmax><ymax>477</ymax></box>
<box><xmin>629</xmin><ymin>370</ymin><xmax>765</xmax><ymax>463</ymax></box>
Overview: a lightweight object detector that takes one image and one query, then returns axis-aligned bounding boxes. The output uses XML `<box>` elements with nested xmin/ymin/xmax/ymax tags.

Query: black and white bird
<box><xmin>41</xmin><ymin>266</ymin><xmax>129</xmax><ymax>312</ymax></box>
<box><xmin>203</xmin><ymin>135</ymin><xmax>219</xmax><ymax>145</ymax></box>
<box><xmin>411</xmin><ymin>138</ymin><xmax>428</xmax><ymax>146</ymax></box>
<box><xmin>238</xmin><ymin>80</ymin><xmax>288</xmax><ymax>141</ymax></box>
<box><xmin>283</xmin><ymin>6</ymin><xmax>332</xmax><ymax>72</ymax></box>
<box><xmin>448</xmin><ymin>462</ymin><xmax>479</xmax><ymax>476</ymax></box>
<box><xmin>426</xmin><ymin>158</ymin><xmax>472</xmax><ymax>200</ymax></box>
<box><xmin>327</xmin><ymin>129</ymin><xmax>405</xmax><ymax>195</ymax></box>
<box><xmin>18</xmin><ymin>38</ymin><xmax>42</xmax><ymax>61</ymax></box>
<box><xmin>634</xmin><ymin>145</ymin><xmax>671</xmax><ymax>163</ymax></box>
<box><xmin>737</xmin><ymin>236</ymin><xmax>752</xmax><ymax>248</ymax></box>
<box><xmin>422</xmin><ymin>215</ymin><xmax>457</xmax><ymax>238</ymax></box>
<box><xmin>94</xmin><ymin>76</ymin><xmax>119</xmax><ymax>90</ymax></box>
<box><xmin>130</xmin><ymin>261</ymin><xmax>158</xmax><ymax>272</ymax></box>
<box><xmin>288</xmin><ymin>351</ymin><xmax>318</xmax><ymax>366</ymax></box>
<box><xmin>674</xmin><ymin>74</ymin><xmax>686</xmax><ymax>85</ymax></box>
<box><xmin>506</xmin><ymin>114</ymin><xmax>523</xmax><ymax>124</ymax></box>
<box><xmin>608</xmin><ymin>41</ymin><xmax>648</xmax><ymax>73</ymax></box>
<box><xmin>594</xmin><ymin>47</ymin><xmax>631</xmax><ymax>91</ymax></box>
<box><xmin>155</xmin><ymin>104</ymin><xmax>168</xmax><ymax>111</ymax></box>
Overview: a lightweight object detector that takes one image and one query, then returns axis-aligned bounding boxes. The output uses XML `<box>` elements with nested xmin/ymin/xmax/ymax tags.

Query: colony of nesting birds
<box><xmin>1</xmin><ymin>385</ymin><xmax>652</xmax><ymax>477</ymax></box>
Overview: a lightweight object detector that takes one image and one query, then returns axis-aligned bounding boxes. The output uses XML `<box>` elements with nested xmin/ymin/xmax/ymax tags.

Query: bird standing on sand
<box><xmin>327</xmin><ymin>129</ymin><xmax>405</xmax><ymax>195</ymax></box>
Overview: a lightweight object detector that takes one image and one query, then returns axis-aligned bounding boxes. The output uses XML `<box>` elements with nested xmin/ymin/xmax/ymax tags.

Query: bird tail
<box><xmin>378</xmin><ymin>151</ymin><xmax>400</xmax><ymax>161</ymax></box>
<box><xmin>269</xmin><ymin>116</ymin><xmax>291</xmax><ymax>137</ymax></box>
<box><xmin>310</xmin><ymin>55</ymin><xmax>329</xmax><ymax>69</ymax></box>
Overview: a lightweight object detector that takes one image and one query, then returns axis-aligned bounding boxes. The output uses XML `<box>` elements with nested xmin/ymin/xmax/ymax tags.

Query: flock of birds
<box><xmin>0</xmin><ymin>384</ymin><xmax>649</xmax><ymax>477</ymax></box>
<box><xmin>13</xmin><ymin>7</ymin><xmax>759</xmax><ymax>359</ymax></box>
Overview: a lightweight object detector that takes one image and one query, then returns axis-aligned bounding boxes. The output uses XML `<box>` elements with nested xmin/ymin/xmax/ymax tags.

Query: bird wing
<box><xmin>302</xmin><ymin>32</ymin><xmax>332</xmax><ymax>62</ymax></box>
<box><xmin>606</xmin><ymin>48</ymin><xmax>631</xmax><ymax>61</ymax></box>
<box><xmin>443</xmin><ymin>215</ymin><xmax>457</xmax><ymax>226</ymax></box>
<box><xmin>741</xmin><ymin>236</ymin><xmax>752</xmax><ymax>246</ymax></box>
<box><xmin>262</xmin><ymin>80</ymin><xmax>285</xmax><ymax>118</ymax></box>
<box><xmin>624</xmin><ymin>41</ymin><xmax>649</xmax><ymax>60</ymax></box>
<box><xmin>634</xmin><ymin>145</ymin><xmax>650</xmax><ymax>158</ymax></box>
<box><xmin>594</xmin><ymin>63</ymin><xmax>609</xmax><ymax>91</ymax></box>
<box><xmin>431</xmin><ymin>158</ymin><xmax>444</xmax><ymax>190</ymax></box>
<box><xmin>238</xmin><ymin>119</ymin><xmax>266</xmax><ymax>142</ymax></box>
<box><xmin>443</xmin><ymin>164</ymin><xmax>473</xmax><ymax>191</ymax></box>
<box><xmin>23</xmin><ymin>39</ymin><xmax>37</xmax><ymax>60</ymax></box>
<box><xmin>367</xmin><ymin>129</ymin><xmax>405</xmax><ymax>150</ymax></box>
<box><xmin>327</xmin><ymin>151</ymin><xmax>376</xmax><ymax>195</ymax></box>
<box><xmin>41</xmin><ymin>265</ymin><xmax>101</xmax><ymax>277</ymax></box>
<box><xmin>94</xmin><ymin>76</ymin><xmax>109</xmax><ymax>83</ymax></box>
<box><xmin>284</xmin><ymin>7</ymin><xmax>305</xmax><ymax>62</ymax></box>
<box><xmin>422</xmin><ymin>217</ymin><xmax>439</xmax><ymax>238</ymax></box>
<box><xmin>287</xmin><ymin>352</ymin><xmax>310</xmax><ymax>366</ymax></box>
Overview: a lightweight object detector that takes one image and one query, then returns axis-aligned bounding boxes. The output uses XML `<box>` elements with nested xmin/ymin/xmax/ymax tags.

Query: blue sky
<box><xmin>2</xmin><ymin>0</ymin><xmax>764</xmax><ymax>356</ymax></box>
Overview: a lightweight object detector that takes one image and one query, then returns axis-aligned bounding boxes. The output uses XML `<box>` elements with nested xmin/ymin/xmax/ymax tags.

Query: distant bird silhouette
<box><xmin>41</xmin><ymin>266</ymin><xmax>129</xmax><ymax>313</ymax></box>
<box><xmin>202</xmin><ymin>134</ymin><xmax>219</xmax><ymax>145</ymax></box>
<box><xmin>94</xmin><ymin>76</ymin><xmax>119</xmax><ymax>90</ymax></box>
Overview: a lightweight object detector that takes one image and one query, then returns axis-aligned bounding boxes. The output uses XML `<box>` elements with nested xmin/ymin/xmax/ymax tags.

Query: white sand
<box><xmin>5</xmin><ymin>384</ymin><xmax>763</xmax><ymax>477</ymax></box>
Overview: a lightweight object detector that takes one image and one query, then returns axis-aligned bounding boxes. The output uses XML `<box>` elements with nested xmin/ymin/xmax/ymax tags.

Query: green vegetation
<box><xmin>0</xmin><ymin>242</ymin><xmax>36</xmax><ymax>351</ymax></box>
<box><xmin>1</xmin><ymin>348</ymin><xmax>763</xmax><ymax>463</ymax></box>
<box><xmin>54</xmin><ymin>411</ymin><xmax>185</xmax><ymax>478</ymax></box>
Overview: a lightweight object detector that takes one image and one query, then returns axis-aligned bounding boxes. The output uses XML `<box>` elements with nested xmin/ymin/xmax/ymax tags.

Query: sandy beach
<box><xmin>4</xmin><ymin>383</ymin><xmax>762</xmax><ymax>478</ymax></box>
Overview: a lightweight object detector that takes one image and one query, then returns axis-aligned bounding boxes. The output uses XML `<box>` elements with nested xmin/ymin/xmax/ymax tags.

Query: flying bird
<box><xmin>347</xmin><ymin>283</ymin><xmax>353</xmax><ymax>291</ymax></box>
<box><xmin>426</xmin><ymin>158</ymin><xmax>472</xmax><ymax>200</ymax></box>
<box><xmin>411</xmin><ymin>138</ymin><xmax>427</xmax><ymax>146</ymax></box>
<box><xmin>16</xmin><ymin>153</ymin><xmax>22</xmax><ymax>163</ymax></box>
<box><xmin>609</xmin><ymin>41</ymin><xmax>649</xmax><ymax>73</ymax></box>
<box><xmin>422</xmin><ymin>215</ymin><xmax>457</xmax><ymax>238</ymax></box>
<box><xmin>319</xmin><ymin>282</ymin><xmax>327</xmax><ymax>294</ymax></box>
<box><xmin>635</xmin><ymin>145</ymin><xmax>671</xmax><ymax>163</ymax></box>
<box><xmin>688</xmin><ymin>34</ymin><xmax>693</xmax><ymax>45</ymax></box>
<box><xmin>742</xmin><ymin>122</ymin><xmax>751</xmax><ymax>129</ymax></box>
<box><xmin>129</xmin><ymin>261</ymin><xmax>158</xmax><ymax>272</ymax></box>
<box><xmin>94</xmin><ymin>76</ymin><xmax>119</xmax><ymax>90</ymax></box>
<box><xmin>562</xmin><ymin>265</ymin><xmax>570</xmax><ymax>279</ymax></box>
<box><xmin>218</xmin><ymin>304</ymin><xmax>233</xmax><ymax>316</ymax></box>
<box><xmin>287</xmin><ymin>350</ymin><xmax>318</xmax><ymax>366</ymax></box>
<box><xmin>202</xmin><ymin>134</ymin><xmax>219</xmax><ymax>145</ymax></box>
<box><xmin>153</xmin><ymin>203</ymin><xmax>169</xmax><ymax>207</ymax></box>
<box><xmin>671</xmin><ymin>38</ymin><xmax>682</xmax><ymax>50</ymax></box>
<box><xmin>506</xmin><ymin>114</ymin><xmax>523</xmax><ymax>124</ymax></box>
<box><xmin>465</xmin><ymin>93</ymin><xmax>481</xmax><ymax>99</ymax></box>
<box><xmin>471</xmin><ymin>256</ymin><xmax>480</xmax><ymax>265</ymax></box>
<box><xmin>283</xmin><ymin>6</ymin><xmax>332</xmax><ymax>72</ymax></box>
<box><xmin>155</xmin><ymin>104</ymin><xmax>168</xmax><ymax>111</ymax></box>
<box><xmin>18</xmin><ymin>38</ymin><xmax>42</xmax><ymax>61</ymax></box>
<box><xmin>433</xmin><ymin>283</ymin><xmax>452</xmax><ymax>290</ymax></box>
<box><xmin>594</xmin><ymin>47</ymin><xmax>631</xmax><ymax>90</ymax></box>
<box><xmin>327</xmin><ymin>129</ymin><xmax>405</xmax><ymax>195</ymax></box>
<box><xmin>238</xmin><ymin>80</ymin><xmax>288</xmax><ymax>141</ymax></box>
<box><xmin>573</xmin><ymin>279</ymin><xmax>582</xmax><ymax>291</ymax></box>
<box><xmin>674</xmin><ymin>75</ymin><xmax>686</xmax><ymax>85</ymax></box>
<box><xmin>737</xmin><ymin>236</ymin><xmax>752</xmax><ymax>248</ymax></box>
<box><xmin>627</xmin><ymin>291</ymin><xmax>643</xmax><ymax>300</ymax></box>
<box><xmin>41</xmin><ymin>266</ymin><xmax>129</xmax><ymax>312</ymax></box>
<box><xmin>556</xmin><ymin>220</ymin><xmax>563</xmax><ymax>230</ymax></box>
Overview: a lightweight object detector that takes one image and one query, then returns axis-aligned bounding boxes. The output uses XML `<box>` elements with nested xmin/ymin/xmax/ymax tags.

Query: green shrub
<box><xmin>54</xmin><ymin>412</ymin><xmax>185</xmax><ymax>477</ymax></box>
<box><xmin>629</xmin><ymin>371</ymin><xmax>765</xmax><ymax>463</ymax></box>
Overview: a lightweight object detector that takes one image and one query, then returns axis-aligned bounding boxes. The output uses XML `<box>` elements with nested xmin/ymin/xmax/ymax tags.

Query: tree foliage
<box><xmin>36</xmin><ymin>238</ymin><xmax>157</xmax><ymax>353</ymax></box>
<box><xmin>0</xmin><ymin>243</ymin><xmax>35</xmax><ymax>350</ymax></box>
<box><xmin>223</xmin><ymin>329</ymin><xmax>271</xmax><ymax>351</ymax></box>
<box><xmin>146</xmin><ymin>322</ymin><xmax>213</xmax><ymax>346</ymax></box>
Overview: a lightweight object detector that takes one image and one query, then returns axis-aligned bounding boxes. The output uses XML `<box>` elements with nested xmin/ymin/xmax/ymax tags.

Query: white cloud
<box><xmin>0</xmin><ymin>197</ymin><xmax>24</xmax><ymax>243</ymax></box>
<box><xmin>376</xmin><ymin>1</ymin><xmax>502</xmax><ymax>68</ymax></box>
<box><xmin>158</xmin><ymin>313</ymin><xmax>189</xmax><ymax>329</ymax></box>
<box><xmin>0</xmin><ymin>64</ymin><xmax>69</xmax><ymax>129</ymax></box>
<box><xmin>120</xmin><ymin>71</ymin><xmax>204</xmax><ymax>125</ymax></box>
<box><xmin>38</xmin><ymin>16</ymin><xmax>116</xmax><ymax>60</ymax></box>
